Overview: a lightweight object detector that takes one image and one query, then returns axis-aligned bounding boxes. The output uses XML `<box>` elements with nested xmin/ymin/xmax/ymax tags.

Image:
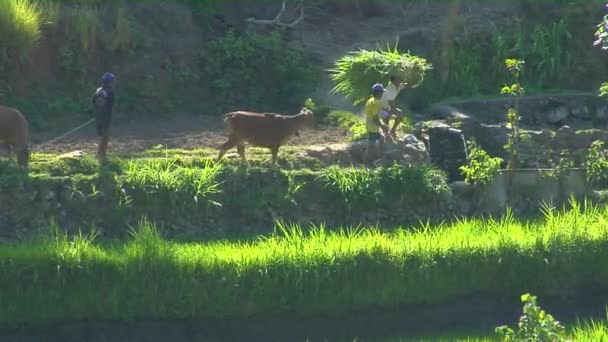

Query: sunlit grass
<box><xmin>1</xmin><ymin>201</ymin><xmax>608</xmax><ymax>325</ymax></box>
<box><xmin>0</xmin><ymin>0</ymin><xmax>42</xmax><ymax>60</ymax></box>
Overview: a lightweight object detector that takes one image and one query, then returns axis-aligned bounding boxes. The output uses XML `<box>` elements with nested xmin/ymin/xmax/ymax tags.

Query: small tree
<box><xmin>501</xmin><ymin>58</ymin><xmax>525</xmax><ymax>172</ymax></box>
<box><xmin>501</xmin><ymin>59</ymin><xmax>525</xmax><ymax>205</ymax></box>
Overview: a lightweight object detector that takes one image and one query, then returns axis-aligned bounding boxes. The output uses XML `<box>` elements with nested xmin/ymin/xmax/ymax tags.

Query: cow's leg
<box><xmin>216</xmin><ymin>135</ymin><xmax>238</xmax><ymax>162</ymax></box>
<box><xmin>237</xmin><ymin>142</ymin><xmax>249</xmax><ymax>166</ymax></box>
<box><xmin>270</xmin><ymin>145</ymin><xmax>280</xmax><ymax>166</ymax></box>
<box><xmin>15</xmin><ymin>144</ymin><xmax>29</xmax><ymax>171</ymax></box>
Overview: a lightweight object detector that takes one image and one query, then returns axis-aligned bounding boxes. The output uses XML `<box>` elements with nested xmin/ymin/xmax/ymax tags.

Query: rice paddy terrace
<box><xmin>4</xmin><ymin>0</ymin><xmax>608</xmax><ymax>341</ymax></box>
<box><xmin>2</xmin><ymin>137</ymin><xmax>608</xmax><ymax>341</ymax></box>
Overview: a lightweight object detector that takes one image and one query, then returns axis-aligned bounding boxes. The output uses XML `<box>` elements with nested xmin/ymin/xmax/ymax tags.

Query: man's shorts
<box><xmin>380</xmin><ymin>108</ymin><xmax>405</xmax><ymax>123</ymax></box>
<box><xmin>380</xmin><ymin>109</ymin><xmax>392</xmax><ymax>121</ymax></box>
<box><xmin>368</xmin><ymin>132</ymin><xmax>382</xmax><ymax>142</ymax></box>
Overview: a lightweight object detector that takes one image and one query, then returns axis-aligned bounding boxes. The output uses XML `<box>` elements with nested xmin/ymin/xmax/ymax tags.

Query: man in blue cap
<box><xmin>92</xmin><ymin>72</ymin><xmax>115</xmax><ymax>159</ymax></box>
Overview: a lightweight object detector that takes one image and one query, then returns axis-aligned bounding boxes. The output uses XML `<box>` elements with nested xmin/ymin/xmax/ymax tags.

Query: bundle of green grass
<box><xmin>329</xmin><ymin>45</ymin><xmax>432</xmax><ymax>106</ymax></box>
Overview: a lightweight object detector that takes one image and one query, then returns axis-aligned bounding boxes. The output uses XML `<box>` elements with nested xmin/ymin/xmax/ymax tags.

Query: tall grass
<box><xmin>122</xmin><ymin>156</ymin><xmax>224</xmax><ymax>215</ymax></box>
<box><xmin>37</xmin><ymin>0</ymin><xmax>60</xmax><ymax>30</ymax></box>
<box><xmin>0</xmin><ymin>0</ymin><xmax>42</xmax><ymax>62</ymax></box>
<box><xmin>319</xmin><ymin>163</ymin><xmax>449</xmax><ymax>212</ymax></box>
<box><xmin>1</xmin><ymin>200</ymin><xmax>608</xmax><ymax>324</ymax></box>
<box><xmin>68</xmin><ymin>4</ymin><xmax>100</xmax><ymax>52</ymax></box>
<box><xmin>104</xmin><ymin>4</ymin><xmax>137</xmax><ymax>52</ymax></box>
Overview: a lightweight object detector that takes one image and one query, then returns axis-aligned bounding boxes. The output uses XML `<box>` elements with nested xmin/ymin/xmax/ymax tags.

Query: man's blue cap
<box><xmin>102</xmin><ymin>73</ymin><xmax>115</xmax><ymax>83</ymax></box>
<box><xmin>372</xmin><ymin>83</ymin><xmax>385</xmax><ymax>93</ymax></box>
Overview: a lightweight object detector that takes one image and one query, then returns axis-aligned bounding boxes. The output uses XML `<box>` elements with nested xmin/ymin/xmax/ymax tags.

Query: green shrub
<box><xmin>303</xmin><ymin>98</ymin><xmax>333</xmax><ymax>122</ymax></box>
<box><xmin>199</xmin><ymin>29</ymin><xmax>319</xmax><ymax>114</ymax></box>
<box><xmin>460</xmin><ymin>141</ymin><xmax>504</xmax><ymax>186</ymax></box>
<box><xmin>585</xmin><ymin>140</ymin><xmax>608</xmax><ymax>188</ymax></box>
<box><xmin>326</xmin><ymin>110</ymin><xmax>367</xmax><ymax>141</ymax></box>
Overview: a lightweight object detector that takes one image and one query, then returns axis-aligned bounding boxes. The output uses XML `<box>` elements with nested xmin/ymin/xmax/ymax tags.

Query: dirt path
<box><xmin>31</xmin><ymin>115</ymin><xmax>350</xmax><ymax>155</ymax></box>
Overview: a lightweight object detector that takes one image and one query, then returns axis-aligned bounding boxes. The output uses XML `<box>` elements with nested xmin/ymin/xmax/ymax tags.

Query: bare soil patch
<box><xmin>31</xmin><ymin>115</ymin><xmax>350</xmax><ymax>155</ymax></box>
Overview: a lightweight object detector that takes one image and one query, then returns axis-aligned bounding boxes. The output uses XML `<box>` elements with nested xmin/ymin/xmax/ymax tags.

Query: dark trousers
<box><xmin>95</xmin><ymin>110</ymin><xmax>112</xmax><ymax>158</ymax></box>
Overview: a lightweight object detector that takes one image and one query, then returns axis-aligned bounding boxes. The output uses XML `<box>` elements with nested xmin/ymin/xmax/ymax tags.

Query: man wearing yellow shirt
<box><xmin>364</xmin><ymin>83</ymin><xmax>389</xmax><ymax>164</ymax></box>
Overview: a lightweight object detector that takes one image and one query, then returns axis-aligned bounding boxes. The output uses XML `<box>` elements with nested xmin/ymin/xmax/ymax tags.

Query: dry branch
<box><xmin>246</xmin><ymin>1</ymin><xmax>305</xmax><ymax>28</ymax></box>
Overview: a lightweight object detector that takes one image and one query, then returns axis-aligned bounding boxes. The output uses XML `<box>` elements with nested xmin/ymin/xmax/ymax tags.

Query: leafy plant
<box><xmin>460</xmin><ymin>141</ymin><xmax>504</xmax><ymax>186</ymax></box>
<box><xmin>594</xmin><ymin>3</ymin><xmax>608</xmax><ymax>51</ymax></box>
<box><xmin>585</xmin><ymin>140</ymin><xmax>608</xmax><ymax>187</ymax></box>
<box><xmin>496</xmin><ymin>293</ymin><xmax>567</xmax><ymax>342</ymax></box>
<box><xmin>303</xmin><ymin>98</ymin><xmax>332</xmax><ymax>121</ymax></box>
<box><xmin>599</xmin><ymin>82</ymin><xmax>608</xmax><ymax>98</ymax></box>
<box><xmin>326</xmin><ymin>110</ymin><xmax>367</xmax><ymax>141</ymax></box>
<box><xmin>546</xmin><ymin>150</ymin><xmax>575</xmax><ymax>180</ymax></box>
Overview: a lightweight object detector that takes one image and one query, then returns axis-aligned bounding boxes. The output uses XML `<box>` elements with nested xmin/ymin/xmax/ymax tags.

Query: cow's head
<box><xmin>299</xmin><ymin>107</ymin><xmax>315</xmax><ymax>128</ymax></box>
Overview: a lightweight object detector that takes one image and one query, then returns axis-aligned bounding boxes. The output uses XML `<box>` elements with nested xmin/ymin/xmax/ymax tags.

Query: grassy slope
<box><xmin>0</xmin><ymin>150</ymin><xmax>450</xmax><ymax>237</ymax></box>
<box><xmin>1</xmin><ymin>201</ymin><xmax>608</xmax><ymax>325</ymax></box>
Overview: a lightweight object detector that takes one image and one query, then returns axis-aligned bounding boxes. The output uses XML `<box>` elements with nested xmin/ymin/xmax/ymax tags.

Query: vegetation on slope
<box><xmin>0</xmin><ymin>1</ymin><xmax>606</xmax><ymax>129</ymax></box>
<box><xmin>0</xmin><ymin>152</ymin><xmax>451</xmax><ymax>237</ymax></box>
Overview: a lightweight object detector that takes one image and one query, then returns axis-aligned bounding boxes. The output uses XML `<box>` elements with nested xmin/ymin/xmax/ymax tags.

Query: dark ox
<box><xmin>0</xmin><ymin>105</ymin><xmax>29</xmax><ymax>169</ymax></box>
<box><xmin>216</xmin><ymin>107</ymin><xmax>314</xmax><ymax>165</ymax></box>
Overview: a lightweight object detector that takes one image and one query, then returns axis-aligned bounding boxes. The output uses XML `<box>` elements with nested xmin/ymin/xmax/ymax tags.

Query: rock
<box><xmin>426</xmin><ymin>124</ymin><xmax>468</xmax><ymax>182</ymax></box>
<box><xmin>528</xmin><ymin>129</ymin><xmax>554</xmax><ymax>145</ymax></box>
<box><xmin>571</xmin><ymin>106</ymin><xmax>593</xmax><ymax>120</ymax></box>
<box><xmin>0</xmin><ymin>145</ymin><xmax>9</xmax><ymax>156</ymax></box>
<box><xmin>477</xmin><ymin>124</ymin><xmax>510</xmax><ymax>153</ymax></box>
<box><xmin>58</xmin><ymin>150</ymin><xmax>87</xmax><ymax>159</ymax></box>
<box><xmin>591</xmin><ymin>190</ymin><xmax>608</xmax><ymax>203</ymax></box>
<box><xmin>597</xmin><ymin>105</ymin><xmax>608</xmax><ymax>121</ymax></box>
<box><xmin>556</xmin><ymin>125</ymin><xmax>575</xmax><ymax>141</ymax></box>
<box><xmin>427</xmin><ymin>104</ymin><xmax>464</xmax><ymax>120</ymax></box>
<box><xmin>401</xmin><ymin>134</ymin><xmax>422</xmax><ymax>145</ymax></box>
<box><xmin>451</xmin><ymin>181</ymin><xmax>474</xmax><ymax>198</ymax></box>
<box><xmin>571</xmin><ymin>129</ymin><xmax>608</xmax><ymax>149</ymax></box>
<box><xmin>545</xmin><ymin>105</ymin><xmax>570</xmax><ymax>124</ymax></box>
<box><xmin>306</xmin><ymin>140</ymin><xmax>429</xmax><ymax>167</ymax></box>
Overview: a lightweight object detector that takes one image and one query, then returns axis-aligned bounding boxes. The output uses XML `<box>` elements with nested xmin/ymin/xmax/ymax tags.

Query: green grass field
<box><xmin>1</xmin><ymin>199</ymin><xmax>608</xmax><ymax>329</ymax></box>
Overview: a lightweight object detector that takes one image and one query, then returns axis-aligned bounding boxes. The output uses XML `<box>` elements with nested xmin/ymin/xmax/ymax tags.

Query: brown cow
<box><xmin>216</xmin><ymin>107</ymin><xmax>314</xmax><ymax>166</ymax></box>
<box><xmin>0</xmin><ymin>105</ymin><xmax>29</xmax><ymax>169</ymax></box>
